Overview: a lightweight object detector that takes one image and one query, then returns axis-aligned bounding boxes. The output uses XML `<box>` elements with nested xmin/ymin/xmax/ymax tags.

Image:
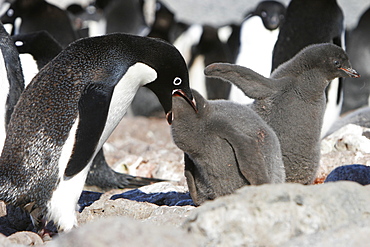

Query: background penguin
<box><xmin>205</xmin><ymin>43</ymin><xmax>360</xmax><ymax>185</ymax></box>
<box><xmin>228</xmin><ymin>0</ymin><xmax>286</xmax><ymax>104</ymax></box>
<box><xmin>271</xmin><ymin>0</ymin><xmax>345</xmax><ymax>137</ymax></box>
<box><xmin>11</xmin><ymin>30</ymin><xmax>165</xmax><ymax>191</ymax></box>
<box><xmin>324</xmin><ymin>164</ymin><xmax>370</xmax><ymax>185</ymax></box>
<box><xmin>0</xmin><ymin>0</ymin><xmax>78</xmax><ymax>48</ymax></box>
<box><xmin>170</xmin><ymin>89</ymin><xmax>285</xmax><ymax>206</ymax></box>
<box><xmin>0</xmin><ymin>21</ymin><xmax>24</xmax><ymax>152</ymax></box>
<box><xmin>0</xmin><ymin>33</ymin><xmax>194</xmax><ymax>233</ymax></box>
<box><xmin>341</xmin><ymin>7</ymin><xmax>370</xmax><ymax>114</ymax></box>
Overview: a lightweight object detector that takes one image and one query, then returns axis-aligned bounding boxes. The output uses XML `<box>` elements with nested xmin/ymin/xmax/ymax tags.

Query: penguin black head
<box><xmin>138</xmin><ymin>37</ymin><xmax>196</xmax><ymax>122</ymax></box>
<box><xmin>252</xmin><ymin>1</ymin><xmax>286</xmax><ymax>30</ymax></box>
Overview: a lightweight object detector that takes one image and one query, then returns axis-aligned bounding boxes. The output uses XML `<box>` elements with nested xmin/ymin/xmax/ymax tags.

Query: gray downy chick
<box><xmin>205</xmin><ymin>43</ymin><xmax>360</xmax><ymax>184</ymax></box>
<box><xmin>170</xmin><ymin>89</ymin><xmax>285</xmax><ymax>205</ymax></box>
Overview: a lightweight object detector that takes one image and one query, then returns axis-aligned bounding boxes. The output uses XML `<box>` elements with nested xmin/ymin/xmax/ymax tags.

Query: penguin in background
<box><xmin>0</xmin><ymin>33</ymin><xmax>195</xmax><ymax>233</ymax></box>
<box><xmin>271</xmin><ymin>0</ymin><xmax>345</xmax><ymax>137</ymax></box>
<box><xmin>0</xmin><ymin>0</ymin><xmax>78</xmax><ymax>48</ymax></box>
<box><xmin>0</xmin><ymin>21</ymin><xmax>24</xmax><ymax>152</ymax></box>
<box><xmin>341</xmin><ymin>7</ymin><xmax>370</xmax><ymax>114</ymax></box>
<box><xmin>227</xmin><ymin>0</ymin><xmax>286</xmax><ymax>104</ymax></box>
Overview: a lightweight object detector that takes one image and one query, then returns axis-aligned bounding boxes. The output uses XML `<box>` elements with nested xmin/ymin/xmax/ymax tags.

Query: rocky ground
<box><xmin>1</xmin><ymin>115</ymin><xmax>370</xmax><ymax>246</ymax></box>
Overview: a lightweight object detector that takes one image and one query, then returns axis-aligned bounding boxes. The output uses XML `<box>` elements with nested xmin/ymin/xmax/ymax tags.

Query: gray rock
<box><xmin>7</xmin><ymin>231</ymin><xmax>43</xmax><ymax>246</ymax></box>
<box><xmin>283</xmin><ymin>221</ymin><xmax>370</xmax><ymax>247</ymax></box>
<box><xmin>183</xmin><ymin>182</ymin><xmax>370</xmax><ymax>247</ymax></box>
<box><xmin>47</xmin><ymin>216</ymin><xmax>201</xmax><ymax>247</ymax></box>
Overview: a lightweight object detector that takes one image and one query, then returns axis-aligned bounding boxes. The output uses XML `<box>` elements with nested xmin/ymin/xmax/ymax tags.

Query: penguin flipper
<box><xmin>204</xmin><ymin>63</ymin><xmax>277</xmax><ymax>99</ymax></box>
<box><xmin>219</xmin><ymin>127</ymin><xmax>271</xmax><ymax>185</ymax></box>
<box><xmin>64</xmin><ymin>84</ymin><xmax>113</xmax><ymax>177</ymax></box>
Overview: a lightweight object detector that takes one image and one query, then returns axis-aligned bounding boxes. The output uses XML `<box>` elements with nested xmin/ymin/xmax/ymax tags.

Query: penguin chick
<box><xmin>171</xmin><ymin>89</ymin><xmax>285</xmax><ymax>205</ymax></box>
<box><xmin>0</xmin><ymin>33</ymin><xmax>194</xmax><ymax>233</ymax></box>
<box><xmin>205</xmin><ymin>43</ymin><xmax>360</xmax><ymax>185</ymax></box>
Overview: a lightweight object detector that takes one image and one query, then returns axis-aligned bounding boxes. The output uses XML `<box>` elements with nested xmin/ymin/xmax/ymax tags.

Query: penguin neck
<box><xmin>98</xmin><ymin>62</ymin><xmax>157</xmax><ymax>148</ymax></box>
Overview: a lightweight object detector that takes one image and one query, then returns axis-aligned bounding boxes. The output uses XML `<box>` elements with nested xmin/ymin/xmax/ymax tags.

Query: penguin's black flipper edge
<box><xmin>64</xmin><ymin>83</ymin><xmax>114</xmax><ymax>177</ymax></box>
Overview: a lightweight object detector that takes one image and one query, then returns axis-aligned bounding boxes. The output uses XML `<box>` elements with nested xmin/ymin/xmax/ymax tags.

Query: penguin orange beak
<box><xmin>339</xmin><ymin>67</ymin><xmax>360</xmax><ymax>78</ymax></box>
<box><xmin>166</xmin><ymin>89</ymin><xmax>197</xmax><ymax>124</ymax></box>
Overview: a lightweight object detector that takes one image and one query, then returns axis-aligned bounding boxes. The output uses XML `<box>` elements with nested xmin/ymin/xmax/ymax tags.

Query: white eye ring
<box><xmin>15</xmin><ymin>40</ymin><xmax>23</xmax><ymax>46</ymax></box>
<box><xmin>173</xmin><ymin>77</ymin><xmax>182</xmax><ymax>86</ymax></box>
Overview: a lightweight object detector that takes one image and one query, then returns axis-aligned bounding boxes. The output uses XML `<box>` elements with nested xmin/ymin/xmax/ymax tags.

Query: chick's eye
<box><xmin>334</xmin><ymin>60</ymin><xmax>340</xmax><ymax>67</ymax></box>
<box><xmin>7</xmin><ymin>9</ymin><xmax>14</xmax><ymax>17</ymax></box>
<box><xmin>173</xmin><ymin>77</ymin><xmax>182</xmax><ymax>86</ymax></box>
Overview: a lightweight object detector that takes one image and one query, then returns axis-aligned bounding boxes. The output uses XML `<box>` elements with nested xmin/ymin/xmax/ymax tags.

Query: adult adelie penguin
<box><xmin>0</xmin><ymin>33</ymin><xmax>195</xmax><ymax>233</ymax></box>
<box><xmin>271</xmin><ymin>0</ymin><xmax>345</xmax><ymax>136</ymax></box>
<box><xmin>228</xmin><ymin>1</ymin><xmax>285</xmax><ymax>104</ymax></box>
<box><xmin>11</xmin><ymin>30</ymin><xmax>166</xmax><ymax>191</ymax></box>
<box><xmin>205</xmin><ymin>43</ymin><xmax>359</xmax><ymax>185</ymax></box>
<box><xmin>341</xmin><ymin>7</ymin><xmax>370</xmax><ymax>114</ymax></box>
<box><xmin>170</xmin><ymin>89</ymin><xmax>285</xmax><ymax>205</ymax></box>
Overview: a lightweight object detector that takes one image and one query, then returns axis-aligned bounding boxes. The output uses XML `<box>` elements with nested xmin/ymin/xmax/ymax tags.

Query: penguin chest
<box><xmin>0</xmin><ymin>49</ymin><xmax>8</xmax><ymax>152</ymax></box>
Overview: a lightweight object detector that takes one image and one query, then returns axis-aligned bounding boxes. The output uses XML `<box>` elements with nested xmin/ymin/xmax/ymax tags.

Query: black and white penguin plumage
<box><xmin>271</xmin><ymin>0</ymin><xmax>345</xmax><ymax>136</ymax></box>
<box><xmin>341</xmin><ymin>7</ymin><xmax>370</xmax><ymax>114</ymax></box>
<box><xmin>0</xmin><ymin>33</ymin><xmax>194</xmax><ymax>232</ymax></box>
<box><xmin>205</xmin><ymin>43</ymin><xmax>359</xmax><ymax>185</ymax></box>
<box><xmin>11</xmin><ymin>30</ymin><xmax>166</xmax><ymax>191</ymax></box>
<box><xmin>171</xmin><ymin>89</ymin><xmax>285</xmax><ymax>205</ymax></box>
<box><xmin>0</xmin><ymin>0</ymin><xmax>77</xmax><ymax>48</ymax></box>
<box><xmin>103</xmin><ymin>0</ymin><xmax>150</xmax><ymax>36</ymax></box>
<box><xmin>0</xmin><ymin>21</ymin><xmax>24</xmax><ymax>152</ymax></box>
<box><xmin>228</xmin><ymin>0</ymin><xmax>286</xmax><ymax>104</ymax></box>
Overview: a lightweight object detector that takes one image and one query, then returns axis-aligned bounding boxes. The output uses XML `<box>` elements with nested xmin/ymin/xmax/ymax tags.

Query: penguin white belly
<box><xmin>47</xmin><ymin>62</ymin><xmax>157</xmax><ymax>231</ymax></box>
<box><xmin>189</xmin><ymin>55</ymin><xmax>208</xmax><ymax>99</ymax></box>
<box><xmin>19</xmin><ymin>53</ymin><xmax>38</xmax><ymax>87</ymax></box>
<box><xmin>321</xmin><ymin>78</ymin><xmax>342</xmax><ymax>137</ymax></box>
<box><xmin>173</xmin><ymin>24</ymin><xmax>203</xmax><ymax>64</ymax></box>
<box><xmin>229</xmin><ymin>17</ymin><xmax>279</xmax><ymax>104</ymax></box>
<box><xmin>0</xmin><ymin>49</ymin><xmax>9</xmax><ymax>152</ymax></box>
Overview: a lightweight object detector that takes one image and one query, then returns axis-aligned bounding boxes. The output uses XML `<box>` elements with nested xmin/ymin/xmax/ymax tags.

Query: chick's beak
<box><xmin>340</xmin><ymin>67</ymin><xmax>360</xmax><ymax>78</ymax></box>
<box><xmin>166</xmin><ymin>89</ymin><xmax>197</xmax><ymax>125</ymax></box>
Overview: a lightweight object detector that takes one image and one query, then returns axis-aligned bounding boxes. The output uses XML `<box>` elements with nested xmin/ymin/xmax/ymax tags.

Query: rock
<box><xmin>7</xmin><ymin>231</ymin><xmax>43</xmax><ymax>246</ymax></box>
<box><xmin>283</xmin><ymin>221</ymin><xmax>370</xmax><ymax>247</ymax></box>
<box><xmin>183</xmin><ymin>182</ymin><xmax>370</xmax><ymax>246</ymax></box>
<box><xmin>47</xmin><ymin>216</ymin><xmax>201</xmax><ymax>247</ymax></box>
<box><xmin>318</xmin><ymin>124</ymin><xmax>370</xmax><ymax>180</ymax></box>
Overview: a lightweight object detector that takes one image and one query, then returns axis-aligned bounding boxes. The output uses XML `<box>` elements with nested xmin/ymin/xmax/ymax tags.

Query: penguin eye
<box><xmin>173</xmin><ymin>77</ymin><xmax>182</xmax><ymax>86</ymax></box>
<box><xmin>15</xmin><ymin>41</ymin><xmax>23</xmax><ymax>47</ymax></box>
<box><xmin>334</xmin><ymin>60</ymin><xmax>340</xmax><ymax>67</ymax></box>
<box><xmin>7</xmin><ymin>9</ymin><xmax>14</xmax><ymax>17</ymax></box>
<box><xmin>261</xmin><ymin>11</ymin><xmax>267</xmax><ymax>18</ymax></box>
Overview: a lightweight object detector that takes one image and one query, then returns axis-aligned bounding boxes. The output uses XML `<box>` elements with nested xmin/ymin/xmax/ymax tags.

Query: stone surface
<box><xmin>183</xmin><ymin>182</ymin><xmax>370</xmax><ymax>247</ymax></box>
<box><xmin>46</xmin><ymin>216</ymin><xmax>202</xmax><ymax>247</ymax></box>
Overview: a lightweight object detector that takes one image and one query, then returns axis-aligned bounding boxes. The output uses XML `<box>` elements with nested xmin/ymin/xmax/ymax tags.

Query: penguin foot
<box><xmin>85</xmin><ymin>149</ymin><xmax>166</xmax><ymax>191</ymax></box>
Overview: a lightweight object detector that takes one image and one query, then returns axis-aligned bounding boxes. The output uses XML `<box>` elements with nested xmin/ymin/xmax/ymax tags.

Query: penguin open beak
<box><xmin>166</xmin><ymin>89</ymin><xmax>197</xmax><ymax>125</ymax></box>
<box><xmin>339</xmin><ymin>67</ymin><xmax>360</xmax><ymax>78</ymax></box>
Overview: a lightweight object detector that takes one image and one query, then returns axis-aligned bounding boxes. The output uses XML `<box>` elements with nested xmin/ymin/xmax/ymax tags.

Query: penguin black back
<box><xmin>1</xmin><ymin>0</ymin><xmax>77</xmax><ymax>47</ymax></box>
<box><xmin>272</xmin><ymin>0</ymin><xmax>343</xmax><ymax>71</ymax></box>
<box><xmin>341</xmin><ymin>7</ymin><xmax>370</xmax><ymax>114</ymax></box>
